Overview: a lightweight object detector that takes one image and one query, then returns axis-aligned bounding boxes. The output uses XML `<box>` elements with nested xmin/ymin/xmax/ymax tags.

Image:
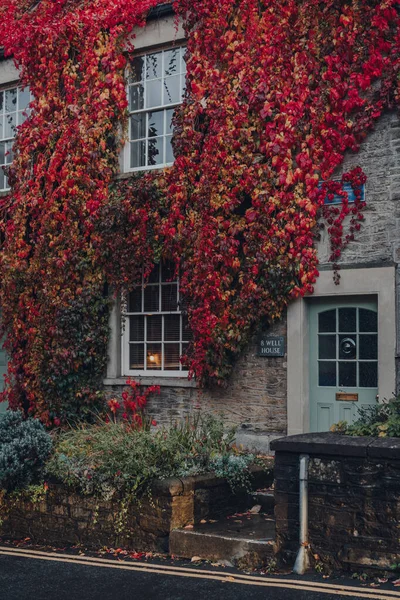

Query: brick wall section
<box><xmin>0</xmin><ymin>468</ymin><xmax>271</xmax><ymax>551</ymax></box>
<box><xmin>272</xmin><ymin>433</ymin><xmax>400</xmax><ymax>572</ymax></box>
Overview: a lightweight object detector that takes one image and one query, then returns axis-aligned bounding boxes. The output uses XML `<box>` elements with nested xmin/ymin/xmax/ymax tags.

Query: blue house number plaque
<box><xmin>258</xmin><ymin>336</ymin><xmax>285</xmax><ymax>357</ymax></box>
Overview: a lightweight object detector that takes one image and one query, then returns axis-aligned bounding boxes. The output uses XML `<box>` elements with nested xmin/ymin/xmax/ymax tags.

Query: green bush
<box><xmin>46</xmin><ymin>413</ymin><xmax>258</xmax><ymax>500</ymax></box>
<box><xmin>0</xmin><ymin>411</ymin><xmax>53</xmax><ymax>491</ymax></box>
<box><xmin>331</xmin><ymin>397</ymin><xmax>400</xmax><ymax>437</ymax></box>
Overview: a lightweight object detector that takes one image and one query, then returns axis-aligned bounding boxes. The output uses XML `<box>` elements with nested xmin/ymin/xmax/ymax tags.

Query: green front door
<box><xmin>309</xmin><ymin>299</ymin><xmax>378</xmax><ymax>432</ymax></box>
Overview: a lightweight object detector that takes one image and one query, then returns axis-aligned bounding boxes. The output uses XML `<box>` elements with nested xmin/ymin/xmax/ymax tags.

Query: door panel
<box><xmin>309</xmin><ymin>299</ymin><xmax>378</xmax><ymax>432</ymax></box>
<box><xmin>317</xmin><ymin>403</ymin><xmax>334</xmax><ymax>431</ymax></box>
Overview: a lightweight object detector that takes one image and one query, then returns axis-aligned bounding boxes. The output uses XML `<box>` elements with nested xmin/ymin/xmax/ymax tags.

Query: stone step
<box><xmin>250</xmin><ymin>491</ymin><xmax>275</xmax><ymax>515</ymax></box>
<box><xmin>170</xmin><ymin>514</ymin><xmax>276</xmax><ymax>569</ymax></box>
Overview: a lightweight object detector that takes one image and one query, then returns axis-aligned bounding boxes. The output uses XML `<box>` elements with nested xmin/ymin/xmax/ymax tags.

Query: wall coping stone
<box><xmin>271</xmin><ymin>432</ymin><xmax>400</xmax><ymax>458</ymax></box>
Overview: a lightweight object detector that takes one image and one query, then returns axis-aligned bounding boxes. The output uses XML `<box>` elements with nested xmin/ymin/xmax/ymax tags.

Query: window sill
<box><xmin>115</xmin><ymin>165</ymin><xmax>171</xmax><ymax>181</ymax></box>
<box><xmin>0</xmin><ymin>189</ymin><xmax>11</xmax><ymax>197</ymax></box>
<box><xmin>103</xmin><ymin>376</ymin><xmax>197</xmax><ymax>388</ymax></box>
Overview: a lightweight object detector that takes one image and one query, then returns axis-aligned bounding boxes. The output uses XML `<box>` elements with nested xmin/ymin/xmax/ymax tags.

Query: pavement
<box><xmin>1</xmin><ymin>544</ymin><xmax>400</xmax><ymax>600</ymax></box>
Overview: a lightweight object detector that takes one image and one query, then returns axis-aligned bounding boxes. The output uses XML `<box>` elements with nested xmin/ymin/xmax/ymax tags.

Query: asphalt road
<box><xmin>1</xmin><ymin>545</ymin><xmax>399</xmax><ymax>600</ymax></box>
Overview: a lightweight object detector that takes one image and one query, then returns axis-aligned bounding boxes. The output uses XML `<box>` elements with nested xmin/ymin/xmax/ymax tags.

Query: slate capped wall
<box><xmin>272</xmin><ymin>433</ymin><xmax>400</xmax><ymax>572</ymax></box>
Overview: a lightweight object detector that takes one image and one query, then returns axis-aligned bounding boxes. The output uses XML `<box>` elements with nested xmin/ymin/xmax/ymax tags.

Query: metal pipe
<box><xmin>293</xmin><ymin>453</ymin><xmax>310</xmax><ymax>575</ymax></box>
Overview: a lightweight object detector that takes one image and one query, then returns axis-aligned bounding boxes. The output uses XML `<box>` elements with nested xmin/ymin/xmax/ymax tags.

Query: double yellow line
<box><xmin>0</xmin><ymin>545</ymin><xmax>399</xmax><ymax>599</ymax></box>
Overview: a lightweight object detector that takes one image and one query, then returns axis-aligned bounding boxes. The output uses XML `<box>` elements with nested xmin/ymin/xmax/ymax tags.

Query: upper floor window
<box><xmin>0</xmin><ymin>86</ymin><xmax>30</xmax><ymax>191</ymax></box>
<box><xmin>123</xmin><ymin>261</ymin><xmax>191</xmax><ymax>377</ymax></box>
<box><xmin>126</xmin><ymin>46</ymin><xmax>186</xmax><ymax>172</ymax></box>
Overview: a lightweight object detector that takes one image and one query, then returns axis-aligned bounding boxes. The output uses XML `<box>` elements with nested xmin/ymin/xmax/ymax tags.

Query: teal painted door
<box><xmin>309</xmin><ymin>300</ymin><xmax>378</xmax><ymax>432</ymax></box>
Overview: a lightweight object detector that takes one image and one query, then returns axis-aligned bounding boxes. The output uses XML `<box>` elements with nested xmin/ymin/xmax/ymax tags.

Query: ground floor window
<box><xmin>122</xmin><ymin>261</ymin><xmax>190</xmax><ymax>376</ymax></box>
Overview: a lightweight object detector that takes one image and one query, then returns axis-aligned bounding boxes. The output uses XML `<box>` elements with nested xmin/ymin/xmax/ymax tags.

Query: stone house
<box><xmin>0</xmin><ymin>5</ymin><xmax>399</xmax><ymax>451</ymax></box>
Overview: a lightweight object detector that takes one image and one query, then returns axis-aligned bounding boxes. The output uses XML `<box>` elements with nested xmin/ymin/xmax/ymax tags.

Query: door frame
<box><xmin>286</xmin><ymin>265</ymin><xmax>396</xmax><ymax>436</ymax></box>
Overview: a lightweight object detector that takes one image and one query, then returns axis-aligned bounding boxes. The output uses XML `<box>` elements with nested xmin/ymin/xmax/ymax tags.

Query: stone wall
<box><xmin>318</xmin><ymin>111</ymin><xmax>400</xmax><ymax>268</ymax></box>
<box><xmin>0</xmin><ymin>468</ymin><xmax>271</xmax><ymax>552</ymax></box>
<box><xmin>105</xmin><ymin>315</ymin><xmax>288</xmax><ymax>453</ymax></box>
<box><xmin>272</xmin><ymin>433</ymin><xmax>400</xmax><ymax>573</ymax></box>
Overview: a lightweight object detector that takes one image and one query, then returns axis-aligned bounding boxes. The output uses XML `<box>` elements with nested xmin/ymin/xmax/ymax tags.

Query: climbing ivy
<box><xmin>0</xmin><ymin>0</ymin><xmax>398</xmax><ymax>421</ymax></box>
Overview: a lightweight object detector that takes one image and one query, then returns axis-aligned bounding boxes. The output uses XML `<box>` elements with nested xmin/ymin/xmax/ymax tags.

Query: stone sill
<box><xmin>103</xmin><ymin>376</ymin><xmax>197</xmax><ymax>388</ymax></box>
<box><xmin>271</xmin><ymin>432</ymin><xmax>400</xmax><ymax>459</ymax></box>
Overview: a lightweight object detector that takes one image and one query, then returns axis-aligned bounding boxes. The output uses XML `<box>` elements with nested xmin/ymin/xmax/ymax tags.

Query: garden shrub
<box><xmin>331</xmin><ymin>397</ymin><xmax>400</xmax><ymax>437</ymax></box>
<box><xmin>46</xmin><ymin>413</ymin><xmax>259</xmax><ymax>501</ymax></box>
<box><xmin>0</xmin><ymin>410</ymin><xmax>53</xmax><ymax>491</ymax></box>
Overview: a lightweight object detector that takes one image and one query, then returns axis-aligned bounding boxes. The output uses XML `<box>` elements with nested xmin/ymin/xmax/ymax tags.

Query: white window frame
<box><xmin>0</xmin><ymin>84</ymin><xmax>31</xmax><ymax>191</ymax></box>
<box><xmin>122</xmin><ymin>263</ymin><xmax>190</xmax><ymax>377</ymax></box>
<box><xmin>123</xmin><ymin>45</ymin><xmax>186</xmax><ymax>173</ymax></box>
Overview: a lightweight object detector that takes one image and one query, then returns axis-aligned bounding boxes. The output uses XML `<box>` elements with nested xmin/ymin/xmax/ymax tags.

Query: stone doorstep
<box><xmin>169</xmin><ymin>514</ymin><xmax>276</xmax><ymax>567</ymax></box>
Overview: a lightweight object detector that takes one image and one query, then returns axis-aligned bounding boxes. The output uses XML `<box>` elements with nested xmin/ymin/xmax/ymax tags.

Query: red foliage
<box><xmin>0</xmin><ymin>0</ymin><xmax>398</xmax><ymax>418</ymax></box>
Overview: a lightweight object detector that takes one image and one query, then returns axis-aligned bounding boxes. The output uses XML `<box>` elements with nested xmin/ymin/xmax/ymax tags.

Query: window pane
<box><xmin>166</xmin><ymin>109</ymin><xmax>174</xmax><ymax>134</ymax></box>
<box><xmin>359</xmin><ymin>362</ymin><xmax>377</xmax><ymax>388</ymax></box>
<box><xmin>164</xmin><ymin>344</ymin><xmax>180</xmax><ymax>370</ymax></box>
<box><xmin>146</xmin><ymin>79</ymin><xmax>162</xmax><ymax>108</ymax></box>
<box><xmin>339</xmin><ymin>335</ymin><xmax>356</xmax><ymax>360</ymax></box>
<box><xmin>130</xmin><ymin>316</ymin><xmax>144</xmax><ymax>342</ymax></box>
<box><xmin>319</xmin><ymin>362</ymin><xmax>336</xmax><ymax>386</ymax></box>
<box><xmin>0</xmin><ymin>91</ymin><xmax>3</xmax><ymax>112</ymax></box>
<box><xmin>129</xmin><ymin>287</ymin><xmax>142</xmax><ymax>314</ymax></box>
<box><xmin>147</xmin><ymin>315</ymin><xmax>162</xmax><ymax>341</ymax></box>
<box><xmin>339</xmin><ymin>307</ymin><xmax>356</xmax><ymax>332</ymax></box>
<box><xmin>163</xmin><ymin>75</ymin><xmax>180</xmax><ymax>105</ymax></box>
<box><xmin>359</xmin><ymin>334</ymin><xmax>377</xmax><ymax>360</ymax></box>
<box><xmin>165</xmin><ymin>136</ymin><xmax>174</xmax><ymax>164</ymax></box>
<box><xmin>148</xmin><ymin>136</ymin><xmax>163</xmax><ymax>166</ymax></box>
<box><xmin>17</xmin><ymin>111</ymin><xmax>25</xmax><ymax>126</ymax></box>
<box><xmin>5</xmin><ymin>145</ymin><xmax>13</xmax><ymax>165</ymax></box>
<box><xmin>165</xmin><ymin>314</ymin><xmax>180</xmax><ymax>341</ymax></box>
<box><xmin>130</xmin><ymin>114</ymin><xmax>146</xmax><ymax>140</ymax></box>
<box><xmin>339</xmin><ymin>362</ymin><xmax>357</xmax><ymax>387</ymax></box>
<box><xmin>148</xmin><ymin>263</ymin><xmax>160</xmax><ymax>284</ymax></box>
<box><xmin>318</xmin><ymin>309</ymin><xmax>336</xmax><ymax>333</ymax></box>
<box><xmin>0</xmin><ymin>117</ymin><xmax>3</xmax><ymax>140</ymax></box>
<box><xmin>164</xmin><ymin>49</ymin><xmax>180</xmax><ymax>76</ymax></box>
<box><xmin>162</xmin><ymin>283</ymin><xmax>178</xmax><ymax>311</ymax></box>
<box><xmin>318</xmin><ymin>335</ymin><xmax>336</xmax><ymax>359</ymax></box>
<box><xmin>148</xmin><ymin>110</ymin><xmax>164</xmax><ymax>138</ymax></box>
<box><xmin>18</xmin><ymin>88</ymin><xmax>30</xmax><ymax>110</ymax></box>
<box><xmin>180</xmin><ymin>49</ymin><xmax>187</xmax><ymax>74</ymax></box>
<box><xmin>130</xmin><ymin>344</ymin><xmax>144</xmax><ymax>370</ymax></box>
<box><xmin>161</xmin><ymin>260</ymin><xmax>176</xmax><ymax>282</ymax></box>
<box><xmin>182</xmin><ymin>315</ymin><xmax>192</xmax><ymax>341</ymax></box>
<box><xmin>144</xmin><ymin>285</ymin><xmax>159</xmax><ymax>312</ymax></box>
<box><xmin>5</xmin><ymin>88</ymin><xmax>17</xmax><ymax>112</ymax></box>
<box><xmin>0</xmin><ymin>169</ymin><xmax>4</xmax><ymax>190</ymax></box>
<box><xmin>130</xmin><ymin>140</ymin><xmax>146</xmax><ymax>169</ymax></box>
<box><xmin>0</xmin><ymin>142</ymin><xmax>4</xmax><ymax>165</ymax></box>
<box><xmin>359</xmin><ymin>309</ymin><xmax>377</xmax><ymax>333</ymax></box>
<box><xmin>5</xmin><ymin>112</ymin><xmax>16</xmax><ymax>138</ymax></box>
<box><xmin>129</xmin><ymin>84</ymin><xmax>144</xmax><ymax>111</ymax></box>
<box><xmin>146</xmin><ymin>343</ymin><xmax>162</xmax><ymax>370</ymax></box>
<box><xmin>146</xmin><ymin>52</ymin><xmax>162</xmax><ymax>79</ymax></box>
<box><xmin>129</xmin><ymin>56</ymin><xmax>144</xmax><ymax>83</ymax></box>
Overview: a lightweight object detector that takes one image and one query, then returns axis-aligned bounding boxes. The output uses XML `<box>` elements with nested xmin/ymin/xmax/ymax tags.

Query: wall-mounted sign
<box><xmin>258</xmin><ymin>336</ymin><xmax>285</xmax><ymax>357</ymax></box>
<box><xmin>336</xmin><ymin>392</ymin><xmax>359</xmax><ymax>402</ymax></box>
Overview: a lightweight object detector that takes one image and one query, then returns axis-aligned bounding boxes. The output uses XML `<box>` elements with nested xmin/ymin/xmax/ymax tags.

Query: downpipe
<box><xmin>293</xmin><ymin>454</ymin><xmax>310</xmax><ymax>575</ymax></box>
